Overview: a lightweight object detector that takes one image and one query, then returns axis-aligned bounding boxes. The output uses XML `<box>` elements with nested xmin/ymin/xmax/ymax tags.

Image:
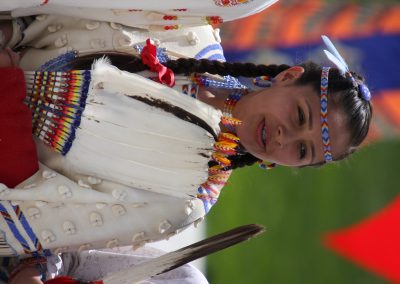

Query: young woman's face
<box><xmin>232</xmin><ymin>66</ymin><xmax>350</xmax><ymax>167</ymax></box>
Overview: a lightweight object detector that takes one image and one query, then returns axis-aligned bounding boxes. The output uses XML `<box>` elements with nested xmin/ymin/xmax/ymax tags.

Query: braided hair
<box><xmin>68</xmin><ymin>54</ymin><xmax>372</xmax><ymax>169</ymax></box>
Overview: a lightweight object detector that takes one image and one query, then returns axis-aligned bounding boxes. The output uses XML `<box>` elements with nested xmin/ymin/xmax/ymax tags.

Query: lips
<box><xmin>256</xmin><ymin>120</ymin><xmax>267</xmax><ymax>149</ymax></box>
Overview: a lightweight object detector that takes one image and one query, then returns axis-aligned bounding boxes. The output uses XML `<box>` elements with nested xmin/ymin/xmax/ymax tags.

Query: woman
<box><xmin>0</xmin><ymin>21</ymin><xmax>372</xmax><ymax>284</ymax></box>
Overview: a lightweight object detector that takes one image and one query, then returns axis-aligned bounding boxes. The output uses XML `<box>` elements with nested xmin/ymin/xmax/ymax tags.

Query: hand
<box><xmin>8</xmin><ymin>266</ymin><xmax>43</xmax><ymax>284</ymax></box>
<box><xmin>0</xmin><ymin>47</ymin><xmax>20</xmax><ymax>67</ymax></box>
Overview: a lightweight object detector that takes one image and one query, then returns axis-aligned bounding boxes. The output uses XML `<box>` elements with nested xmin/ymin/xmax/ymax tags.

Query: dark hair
<box><xmin>69</xmin><ymin>54</ymin><xmax>372</xmax><ymax>169</ymax></box>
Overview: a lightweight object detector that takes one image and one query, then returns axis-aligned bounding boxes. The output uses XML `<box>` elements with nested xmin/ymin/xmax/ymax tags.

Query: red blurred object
<box><xmin>324</xmin><ymin>196</ymin><xmax>400</xmax><ymax>283</ymax></box>
<box><xmin>0</xmin><ymin>67</ymin><xmax>38</xmax><ymax>187</ymax></box>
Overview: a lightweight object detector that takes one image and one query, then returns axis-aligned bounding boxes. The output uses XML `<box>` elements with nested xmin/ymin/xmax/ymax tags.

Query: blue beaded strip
<box><xmin>134</xmin><ymin>45</ymin><xmax>170</xmax><ymax>63</ymax></box>
<box><xmin>39</xmin><ymin>51</ymin><xmax>78</xmax><ymax>72</ymax></box>
<box><xmin>194</xmin><ymin>44</ymin><xmax>225</xmax><ymax>60</ymax></box>
<box><xmin>0</xmin><ymin>202</ymin><xmax>51</xmax><ymax>256</ymax></box>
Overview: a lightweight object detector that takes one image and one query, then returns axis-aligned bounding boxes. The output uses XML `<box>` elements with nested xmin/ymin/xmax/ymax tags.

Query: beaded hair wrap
<box><xmin>320</xmin><ymin>35</ymin><xmax>372</xmax><ymax>162</ymax></box>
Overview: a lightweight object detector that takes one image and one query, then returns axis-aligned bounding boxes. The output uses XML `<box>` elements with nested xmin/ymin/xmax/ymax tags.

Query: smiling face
<box><xmin>232</xmin><ymin>66</ymin><xmax>351</xmax><ymax>167</ymax></box>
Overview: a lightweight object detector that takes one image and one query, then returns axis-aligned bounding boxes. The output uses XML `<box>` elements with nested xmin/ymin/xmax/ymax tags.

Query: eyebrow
<box><xmin>305</xmin><ymin>99</ymin><xmax>316</xmax><ymax>164</ymax></box>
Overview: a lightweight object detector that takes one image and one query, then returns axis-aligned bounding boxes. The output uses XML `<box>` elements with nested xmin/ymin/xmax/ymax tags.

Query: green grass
<box><xmin>206</xmin><ymin>139</ymin><xmax>400</xmax><ymax>284</ymax></box>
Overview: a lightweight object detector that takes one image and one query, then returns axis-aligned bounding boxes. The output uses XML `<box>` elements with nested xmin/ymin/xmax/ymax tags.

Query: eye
<box><xmin>298</xmin><ymin>106</ymin><xmax>305</xmax><ymax>126</ymax></box>
<box><xmin>299</xmin><ymin>143</ymin><xmax>307</xmax><ymax>159</ymax></box>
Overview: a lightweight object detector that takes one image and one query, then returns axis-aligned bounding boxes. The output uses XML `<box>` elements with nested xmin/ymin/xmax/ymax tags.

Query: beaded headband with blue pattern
<box><xmin>320</xmin><ymin>35</ymin><xmax>371</xmax><ymax>163</ymax></box>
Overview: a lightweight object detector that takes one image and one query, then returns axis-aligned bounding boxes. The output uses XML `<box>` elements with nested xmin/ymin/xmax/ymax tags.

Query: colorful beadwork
<box><xmin>258</xmin><ymin>161</ymin><xmax>276</xmax><ymax>170</ymax></box>
<box><xmin>197</xmin><ymin>132</ymin><xmax>240</xmax><ymax>213</ymax></box>
<box><xmin>214</xmin><ymin>0</ymin><xmax>252</xmax><ymax>7</ymax></box>
<box><xmin>163</xmin><ymin>15</ymin><xmax>178</xmax><ymax>20</ymax></box>
<box><xmin>0</xmin><ymin>202</ymin><xmax>50</xmax><ymax>256</ymax></box>
<box><xmin>320</xmin><ymin>67</ymin><xmax>333</xmax><ymax>162</ymax></box>
<box><xmin>191</xmin><ymin>74</ymin><xmax>246</xmax><ymax>89</ymax></box>
<box><xmin>253</xmin><ymin>75</ymin><xmax>273</xmax><ymax>88</ymax></box>
<box><xmin>205</xmin><ymin>16</ymin><xmax>223</xmax><ymax>25</ymax></box>
<box><xmin>223</xmin><ymin>91</ymin><xmax>242</xmax><ymax>116</ymax></box>
<box><xmin>39</xmin><ymin>50</ymin><xmax>78</xmax><ymax>72</ymax></box>
<box><xmin>163</xmin><ymin>25</ymin><xmax>180</xmax><ymax>30</ymax></box>
<box><xmin>24</xmin><ymin>70</ymin><xmax>91</xmax><ymax>155</ymax></box>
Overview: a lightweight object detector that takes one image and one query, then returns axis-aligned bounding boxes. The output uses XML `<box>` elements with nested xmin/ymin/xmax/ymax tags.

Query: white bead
<box><xmin>184</xmin><ymin>199</ymin><xmax>196</xmax><ymax>216</ymax></box>
<box><xmin>110</xmin><ymin>22</ymin><xmax>122</xmax><ymax>30</ymax></box>
<box><xmin>63</xmin><ymin>221</ymin><xmax>77</xmax><ymax>235</ymax></box>
<box><xmin>27</xmin><ymin>207</ymin><xmax>41</xmax><ymax>219</ymax></box>
<box><xmin>54</xmin><ymin>247</ymin><xmax>68</xmax><ymax>254</ymax></box>
<box><xmin>78</xmin><ymin>244</ymin><xmax>92</xmax><ymax>252</ymax></box>
<box><xmin>36</xmin><ymin>15</ymin><xmax>47</xmax><ymax>21</ymax></box>
<box><xmin>96</xmin><ymin>203</ymin><xmax>107</xmax><ymax>209</ymax></box>
<box><xmin>89</xmin><ymin>212</ymin><xmax>103</xmax><ymax>227</ymax></box>
<box><xmin>47</xmin><ymin>25</ymin><xmax>57</xmax><ymax>33</ymax></box>
<box><xmin>23</xmin><ymin>183</ymin><xmax>36</xmax><ymax>189</ymax></box>
<box><xmin>54</xmin><ymin>36</ymin><xmax>67</xmax><ymax>48</ymax></box>
<box><xmin>159</xmin><ymin>220</ymin><xmax>172</xmax><ymax>234</ymax></box>
<box><xmin>58</xmin><ymin>185</ymin><xmax>72</xmax><ymax>199</ymax></box>
<box><xmin>42</xmin><ymin>170</ymin><xmax>57</xmax><ymax>179</ymax></box>
<box><xmin>131</xmin><ymin>202</ymin><xmax>147</xmax><ymax>208</ymax></box>
<box><xmin>153</xmin><ymin>38</ymin><xmax>161</xmax><ymax>46</ymax></box>
<box><xmin>0</xmin><ymin>184</ymin><xmax>10</xmax><ymax>196</ymax></box>
<box><xmin>35</xmin><ymin>201</ymin><xmax>48</xmax><ymax>207</ymax></box>
<box><xmin>10</xmin><ymin>201</ymin><xmax>20</xmax><ymax>206</ymax></box>
<box><xmin>78</xmin><ymin>179</ymin><xmax>91</xmax><ymax>189</ymax></box>
<box><xmin>106</xmin><ymin>239</ymin><xmax>119</xmax><ymax>248</ymax></box>
<box><xmin>111</xmin><ymin>204</ymin><xmax>126</xmax><ymax>216</ymax></box>
<box><xmin>213</xmin><ymin>28</ymin><xmax>222</xmax><ymax>43</ymax></box>
<box><xmin>117</xmin><ymin>36</ymin><xmax>131</xmax><ymax>47</ymax></box>
<box><xmin>112</xmin><ymin>189</ymin><xmax>128</xmax><ymax>201</ymax></box>
<box><xmin>88</xmin><ymin>176</ymin><xmax>102</xmax><ymax>185</ymax></box>
<box><xmin>131</xmin><ymin>232</ymin><xmax>146</xmax><ymax>243</ymax></box>
<box><xmin>90</xmin><ymin>39</ymin><xmax>107</xmax><ymax>49</ymax></box>
<box><xmin>86</xmin><ymin>21</ymin><xmax>100</xmax><ymax>30</ymax></box>
<box><xmin>194</xmin><ymin>217</ymin><xmax>204</xmax><ymax>228</ymax></box>
<box><xmin>187</xmin><ymin>31</ymin><xmax>199</xmax><ymax>46</ymax></box>
<box><xmin>41</xmin><ymin>230</ymin><xmax>56</xmax><ymax>243</ymax></box>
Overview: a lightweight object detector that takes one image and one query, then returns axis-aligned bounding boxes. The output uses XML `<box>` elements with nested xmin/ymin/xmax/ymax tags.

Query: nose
<box><xmin>275</xmin><ymin>125</ymin><xmax>284</xmax><ymax>148</ymax></box>
<box><xmin>274</xmin><ymin>125</ymin><xmax>300</xmax><ymax>148</ymax></box>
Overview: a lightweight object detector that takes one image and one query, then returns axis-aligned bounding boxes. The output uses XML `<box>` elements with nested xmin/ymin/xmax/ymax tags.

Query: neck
<box><xmin>197</xmin><ymin>86</ymin><xmax>234</xmax><ymax>111</ymax></box>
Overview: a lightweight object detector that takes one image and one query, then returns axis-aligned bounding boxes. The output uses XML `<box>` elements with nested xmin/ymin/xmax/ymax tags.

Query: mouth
<box><xmin>257</xmin><ymin>120</ymin><xmax>267</xmax><ymax>149</ymax></box>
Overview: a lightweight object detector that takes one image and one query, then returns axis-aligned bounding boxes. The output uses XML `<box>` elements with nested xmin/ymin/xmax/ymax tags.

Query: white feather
<box><xmin>321</xmin><ymin>35</ymin><xmax>349</xmax><ymax>75</ymax></box>
<box><xmin>323</xmin><ymin>50</ymin><xmax>347</xmax><ymax>75</ymax></box>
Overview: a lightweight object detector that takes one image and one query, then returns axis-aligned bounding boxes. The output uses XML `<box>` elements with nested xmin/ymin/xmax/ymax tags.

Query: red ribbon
<box><xmin>141</xmin><ymin>39</ymin><xmax>175</xmax><ymax>87</ymax></box>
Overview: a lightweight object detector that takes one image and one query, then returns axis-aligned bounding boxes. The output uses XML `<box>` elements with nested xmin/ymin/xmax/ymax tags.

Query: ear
<box><xmin>274</xmin><ymin>66</ymin><xmax>305</xmax><ymax>85</ymax></box>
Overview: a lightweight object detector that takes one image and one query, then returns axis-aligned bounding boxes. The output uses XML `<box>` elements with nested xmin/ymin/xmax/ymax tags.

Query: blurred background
<box><xmin>205</xmin><ymin>0</ymin><xmax>400</xmax><ymax>283</ymax></box>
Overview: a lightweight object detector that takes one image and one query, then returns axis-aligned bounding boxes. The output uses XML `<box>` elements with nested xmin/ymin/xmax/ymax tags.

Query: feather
<box><xmin>321</xmin><ymin>35</ymin><xmax>349</xmax><ymax>75</ymax></box>
<box><xmin>323</xmin><ymin>50</ymin><xmax>348</xmax><ymax>76</ymax></box>
<box><xmin>102</xmin><ymin>224</ymin><xmax>266</xmax><ymax>284</ymax></box>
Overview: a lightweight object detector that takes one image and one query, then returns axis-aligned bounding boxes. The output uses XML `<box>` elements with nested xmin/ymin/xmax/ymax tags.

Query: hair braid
<box><xmin>228</xmin><ymin>153</ymin><xmax>260</xmax><ymax>169</ymax></box>
<box><xmin>164</xmin><ymin>58</ymin><xmax>290</xmax><ymax>78</ymax></box>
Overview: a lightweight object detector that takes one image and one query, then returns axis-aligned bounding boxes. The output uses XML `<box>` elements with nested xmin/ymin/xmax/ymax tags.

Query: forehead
<box><xmin>325</xmin><ymin>102</ymin><xmax>351</xmax><ymax>160</ymax></box>
<box><xmin>307</xmin><ymin>91</ymin><xmax>351</xmax><ymax>164</ymax></box>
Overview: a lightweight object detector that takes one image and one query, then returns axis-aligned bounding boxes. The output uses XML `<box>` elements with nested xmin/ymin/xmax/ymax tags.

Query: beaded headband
<box><xmin>320</xmin><ymin>35</ymin><xmax>371</xmax><ymax>162</ymax></box>
<box><xmin>320</xmin><ymin>67</ymin><xmax>333</xmax><ymax>162</ymax></box>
